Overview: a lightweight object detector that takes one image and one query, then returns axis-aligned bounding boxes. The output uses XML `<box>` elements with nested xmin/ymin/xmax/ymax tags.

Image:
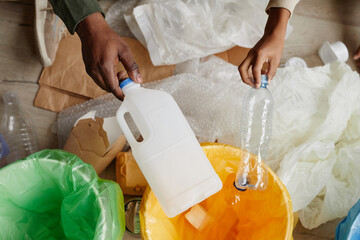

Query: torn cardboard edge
<box><xmin>63</xmin><ymin>112</ymin><xmax>125</xmax><ymax>175</ymax></box>
<box><xmin>116</xmin><ymin>151</ymin><xmax>148</xmax><ymax>196</ymax></box>
<box><xmin>34</xmin><ymin>85</ymin><xmax>90</xmax><ymax>112</ymax></box>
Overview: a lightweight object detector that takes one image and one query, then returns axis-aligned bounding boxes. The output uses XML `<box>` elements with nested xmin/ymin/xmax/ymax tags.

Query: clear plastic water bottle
<box><xmin>0</xmin><ymin>92</ymin><xmax>39</xmax><ymax>165</ymax></box>
<box><xmin>235</xmin><ymin>75</ymin><xmax>273</xmax><ymax>191</ymax></box>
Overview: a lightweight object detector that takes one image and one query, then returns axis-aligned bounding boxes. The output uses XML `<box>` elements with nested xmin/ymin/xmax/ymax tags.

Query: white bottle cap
<box><xmin>285</xmin><ymin>57</ymin><xmax>307</xmax><ymax>67</ymax></box>
<box><xmin>318</xmin><ymin>41</ymin><xmax>349</xmax><ymax>64</ymax></box>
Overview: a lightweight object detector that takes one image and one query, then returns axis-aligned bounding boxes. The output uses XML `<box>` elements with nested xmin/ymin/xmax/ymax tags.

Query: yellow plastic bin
<box><xmin>140</xmin><ymin>143</ymin><xmax>294</xmax><ymax>240</ymax></box>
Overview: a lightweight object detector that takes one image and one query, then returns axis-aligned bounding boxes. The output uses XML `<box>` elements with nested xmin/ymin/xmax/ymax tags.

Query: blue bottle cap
<box><xmin>261</xmin><ymin>75</ymin><xmax>268</xmax><ymax>84</ymax></box>
<box><xmin>0</xmin><ymin>134</ymin><xmax>10</xmax><ymax>159</ymax></box>
<box><xmin>260</xmin><ymin>75</ymin><xmax>269</xmax><ymax>88</ymax></box>
<box><xmin>119</xmin><ymin>78</ymin><xmax>134</xmax><ymax>89</ymax></box>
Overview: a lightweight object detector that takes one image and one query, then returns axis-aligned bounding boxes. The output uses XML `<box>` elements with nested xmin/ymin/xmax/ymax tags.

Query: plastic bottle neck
<box><xmin>122</xmin><ymin>82</ymin><xmax>141</xmax><ymax>95</ymax></box>
<box><xmin>120</xmin><ymin>78</ymin><xmax>141</xmax><ymax>96</ymax></box>
<box><xmin>2</xmin><ymin>92</ymin><xmax>21</xmax><ymax>112</ymax></box>
<box><xmin>259</xmin><ymin>75</ymin><xmax>269</xmax><ymax>89</ymax></box>
<box><xmin>260</xmin><ymin>82</ymin><xmax>268</xmax><ymax>89</ymax></box>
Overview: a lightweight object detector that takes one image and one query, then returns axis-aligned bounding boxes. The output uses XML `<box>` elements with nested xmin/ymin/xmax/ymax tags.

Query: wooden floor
<box><xmin>1</xmin><ymin>0</ymin><xmax>359</xmax><ymax>239</ymax></box>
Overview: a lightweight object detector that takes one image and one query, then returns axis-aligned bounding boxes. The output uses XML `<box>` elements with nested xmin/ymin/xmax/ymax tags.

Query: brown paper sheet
<box><xmin>34</xmin><ymin>85</ymin><xmax>90</xmax><ymax>112</ymax></box>
<box><xmin>116</xmin><ymin>151</ymin><xmax>148</xmax><ymax>196</ymax></box>
<box><xmin>38</xmin><ymin>32</ymin><xmax>107</xmax><ymax>99</ymax></box>
<box><xmin>63</xmin><ymin>117</ymin><xmax>126</xmax><ymax>175</ymax></box>
<box><xmin>34</xmin><ymin>31</ymin><xmax>249</xmax><ymax>112</ymax></box>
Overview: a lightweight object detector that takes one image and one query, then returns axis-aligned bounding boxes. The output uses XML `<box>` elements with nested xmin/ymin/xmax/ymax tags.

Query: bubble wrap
<box><xmin>105</xmin><ymin>0</ymin><xmax>140</xmax><ymax>38</ymax></box>
<box><xmin>144</xmin><ymin>56</ymin><xmax>248</xmax><ymax>144</ymax></box>
<box><xmin>57</xmin><ymin>56</ymin><xmax>247</xmax><ymax>148</ymax></box>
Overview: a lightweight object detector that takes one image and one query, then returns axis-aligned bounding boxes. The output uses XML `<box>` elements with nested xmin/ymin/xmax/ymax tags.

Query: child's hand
<box><xmin>239</xmin><ymin>8</ymin><xmax>290</xmax><ymax>88</ymax></box>
<box><xmin>353</xmin><ymin>46</ymin><xmax>360</xmax><ymax>66</ymax></box>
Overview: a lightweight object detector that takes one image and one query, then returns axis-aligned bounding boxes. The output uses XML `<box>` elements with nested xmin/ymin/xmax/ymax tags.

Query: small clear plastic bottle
<box><xmin>0</xmin><ymin>92</ymin><xmax>39</xmax><ymax>165</ymax></box>
<box><xmin>235</xmin><ymin>75</ymin><xmax>273</xmax><ymax>191</ymax></box>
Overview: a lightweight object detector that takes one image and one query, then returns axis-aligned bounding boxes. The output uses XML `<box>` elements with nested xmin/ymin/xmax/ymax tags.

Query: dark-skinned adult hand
<box><xmin>76</xmin><ymin>12</ymin><xmax>143</xmax><ymax>100</ymax></box>
<box><xmin>239</xmin><ymin>8</ymin><xmax>290</xmax><ymax>88</ymax></box>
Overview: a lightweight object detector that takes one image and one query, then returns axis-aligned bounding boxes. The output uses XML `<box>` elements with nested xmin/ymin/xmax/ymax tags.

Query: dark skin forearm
<box><xmin>76</xmin><ymin>13</ymin><xmax>143</xmax><ymax>100</ymax></box>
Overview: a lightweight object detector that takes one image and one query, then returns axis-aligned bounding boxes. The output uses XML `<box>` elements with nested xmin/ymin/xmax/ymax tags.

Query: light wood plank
<box><xmin>294</xmin><ymin>218</ymin><xmax>342</xmax><ymax>240</ymax></box>
<box><xmin>294</xmin><ymin>0</ymin><xmax>360</xmax><ymax>27</ymax></box>
<box><xmin>0</xmin><ymin>2</ymin><xmax>43</xmax><ymax>82</ymax></box>
<box><xmin>0</xmin><ymin>1</ymin><xmax>34</xmax><ymax>26</ymax></box>
<box><xmin>283</xmin><ymin>15</ymin><xmax>360</xmax><ymax>72</ymax></box>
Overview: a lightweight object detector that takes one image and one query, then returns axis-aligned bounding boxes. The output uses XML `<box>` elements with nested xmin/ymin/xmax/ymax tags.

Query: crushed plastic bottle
<box><xmin>235</xmin><ymin>75</ymin><xmax>273</xmax><ymax>191</ymax></box>
<box><xmin>0</xmin><ymin>92</ymin><xmax>39</xmax><ymax>165</ymax></box>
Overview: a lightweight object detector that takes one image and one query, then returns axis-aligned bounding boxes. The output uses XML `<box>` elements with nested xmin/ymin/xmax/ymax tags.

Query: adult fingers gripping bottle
<box><xmin>116</xmin><ymin>78</ymin><xmax>222</xmax><ymax>218</ymax></box>
<box><xmin>235</xmin><ymin>75</ymin><xmax>274</xmax><ymax>191</ymax></box>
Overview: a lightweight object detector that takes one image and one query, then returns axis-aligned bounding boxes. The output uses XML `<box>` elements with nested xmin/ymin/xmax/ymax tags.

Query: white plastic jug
<box><xmin>116</xmin><ymin>78</ymin><xmax>222</xmax><ymax>218</ymax></box>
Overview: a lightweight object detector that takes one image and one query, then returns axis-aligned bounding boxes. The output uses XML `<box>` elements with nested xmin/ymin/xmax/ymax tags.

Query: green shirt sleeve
<box><xmin>48</xmin><ymin>0</ymin><xmax>105</xmax><ymax>34</ymax></box>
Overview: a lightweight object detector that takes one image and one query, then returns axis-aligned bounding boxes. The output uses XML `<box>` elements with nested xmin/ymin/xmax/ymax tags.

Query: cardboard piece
<box><xmin>33</xmin><ymin>85</ymin><xmax>90</xmax><ymax>112</ymax></box>
<box><xmin>116</xmin><ymin>151</ymin><xmax>148</xmax><ymax>196</ymax></box>
<box><xmin>34</xmin><ymin>32</ymin><xmax>249</xmax><ymax>112</ymax></box>
<box><xmin>34</xmin><ymin>33</ymin><xmax>176</xmax><ymax>112</ymax></box>
<box><xmin>63</xmin><ymin>117</ymin><xmax>126</xmax><ymax>174</ymax></box>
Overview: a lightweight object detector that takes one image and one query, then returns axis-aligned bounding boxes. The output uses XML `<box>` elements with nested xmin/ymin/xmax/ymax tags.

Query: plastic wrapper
<box><xmin>0</xmin><ymin>150</ymin><xmax>125</xmax><ymax>240</ymax></box>
<box><xmin>336</xmin><ymin>199</ymin><xmax>360</xmax><ymax>239</ymax></box>
<box><xmin>124</xmin><ymin>0</ymin><xmax>292</xmax><ymax>65</ymax></box>
<box><xmin>139</xmin><ymin>143</ymin><xmax>294</xmax><ymax>240</ymax></box>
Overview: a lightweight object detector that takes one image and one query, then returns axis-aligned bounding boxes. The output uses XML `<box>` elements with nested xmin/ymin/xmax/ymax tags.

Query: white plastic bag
<box><xmin>272</xmin><ymin>63</ymin><xmax>360</xmax><ymax>229</ymax></box>
<box><xmin>125</xmin><ymin>0</ymin><xmax>292</xmax><ymax>65</ymax></box>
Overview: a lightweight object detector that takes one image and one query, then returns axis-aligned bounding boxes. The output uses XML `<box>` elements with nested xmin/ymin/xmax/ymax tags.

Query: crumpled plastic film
<box><xmin>139</xmin><ymin>143</ymin><xmax>294</xmax><ymax>240</ymax></box>
<box><xmin>0</xmin><ymin>150</ymin><xmax>125</xmax><ymax>240</ymax></box>
<box><xmin>272</xmin><ymin>62</ymin><xmax>360</xmax><ymax>229</ymax></box>
<box><xmin>124</xmin><ymin>0</ymin><xmax>292</xmax><ymax>65</ymax></box>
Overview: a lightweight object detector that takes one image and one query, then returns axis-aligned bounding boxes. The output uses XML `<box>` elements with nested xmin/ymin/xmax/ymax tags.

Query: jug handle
<box><xmin>116</xmin><ymin>106</ymin><xmax>138</xmax><ymax>147</ymax></box>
